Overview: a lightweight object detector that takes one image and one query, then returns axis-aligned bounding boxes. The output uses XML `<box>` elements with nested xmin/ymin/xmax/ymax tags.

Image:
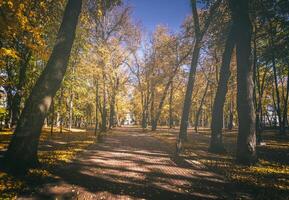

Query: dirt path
<box><xmin>19</xmin><ymin>127</ymin><xmax>234</xmax><ymax>200</ymax></box>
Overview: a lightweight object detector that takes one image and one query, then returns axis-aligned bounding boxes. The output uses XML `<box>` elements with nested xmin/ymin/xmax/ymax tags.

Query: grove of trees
<box><xmin>0</xmin><ymin>0</ymin><xmax>288</xmax><ymax>169</ymax></box>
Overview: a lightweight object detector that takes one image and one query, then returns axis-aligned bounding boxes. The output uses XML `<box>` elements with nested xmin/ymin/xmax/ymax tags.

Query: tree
<box><xmin>209</xmin><ymin>22</ymin><xmax>236</xmax><ymax>153</ymax></box>
<box><xmin>4</xmin><ymin>0</ymin><xmax>82</xmax><ymax>169</ymax></box>
<box><xmin>177</xmin><ymin>0</ymin><xmax>221</xmax><ymax>152</ymax></box>
<box><xmin>230</xmin><ymin>0</ymin><xmax>257</xmax><ymax>164</ymax></box>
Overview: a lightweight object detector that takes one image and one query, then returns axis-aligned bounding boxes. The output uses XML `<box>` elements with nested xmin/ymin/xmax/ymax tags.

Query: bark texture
<box><xmin>230</xmin><ymin>0</ymin><xmax>257</xmax><ymax>164</ymax></box>
<box><xmin>209</xmin><ymin>23</ymin><xmax>236</xmax><ymax>153</ymax></box>
<box><xmin>5</xmin><ymin>0</ymin><xmax>82</xmax><ymax>169</ymax></box>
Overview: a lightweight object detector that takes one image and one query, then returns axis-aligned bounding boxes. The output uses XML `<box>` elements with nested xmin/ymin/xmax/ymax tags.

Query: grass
<box><xmin>152</xmin><ymin>128</ymin><xmax>289</xmax><ymax>200</ymax></box>
<box><xmin>0</xmin><ymin>128</ymin><xmax>97</xmax><ymax>199</ymax></box>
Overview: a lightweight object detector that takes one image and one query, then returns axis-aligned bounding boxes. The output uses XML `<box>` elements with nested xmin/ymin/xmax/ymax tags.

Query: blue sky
<box><xmin>124</xmin><ymin>0</ymin><xmax>191</xmax><ymax>33</ymax></box>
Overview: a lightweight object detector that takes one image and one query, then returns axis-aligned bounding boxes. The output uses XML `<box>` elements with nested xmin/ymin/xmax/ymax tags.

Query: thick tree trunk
<box><xmin>209</xmin><ymin>23</ymin><xmax>235</xmax><ymax>152</ymax></box>
<box><xmin>231</xmin><ymin>0</ymin><xmax>257</xmax><ymax>164</ymax></box>
<box><xmin>4</xmin><ymin>0</ymin><xmax>82</xmax><ymax>169</ymax></box>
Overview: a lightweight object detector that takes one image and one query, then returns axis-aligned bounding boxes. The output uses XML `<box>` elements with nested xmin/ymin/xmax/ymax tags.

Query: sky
<box><xmin>124</xmin><ymin>0</ymin><xmax>191</xmax><ymax>33</ymax></box>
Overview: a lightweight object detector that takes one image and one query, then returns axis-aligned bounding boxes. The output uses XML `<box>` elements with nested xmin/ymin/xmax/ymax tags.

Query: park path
<box><xmin>20</xmin><ymin>127</ymin><xmax>234</xmax><ymax>200</ymax></box>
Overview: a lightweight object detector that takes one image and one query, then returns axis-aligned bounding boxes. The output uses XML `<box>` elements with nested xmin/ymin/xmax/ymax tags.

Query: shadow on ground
<box><xmin>17</xmin><ymin>127</ymin><xmax>236</xmax><ymax>199</ymax></box>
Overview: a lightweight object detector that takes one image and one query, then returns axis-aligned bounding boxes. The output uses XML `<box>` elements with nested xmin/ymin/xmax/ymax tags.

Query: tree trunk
<box><xmin>109</xmin><ymin>94</ymin><xmax>115</xmax><ymax>129</ymax></box>
<box><xmin>50</xmin><ymin>99</ymin><xmax>55</xmax><ymax>136</ymax></box>
<box><xmin>281</xmin><ymin>66</ymin><xmax>289</xmax><ymax>135</ymax></box>
<box><xmin>68</xmin><ymin>92</ymin><xmax>73</xmax><ymax>131</ymax></box>
<box><xmin>228</xmin><ymin>96</ymin><xmax>234</xmax><ymax>130</ymax></box>
<box><xmin>101</xmin><ymin>75</ymin><xmax>107</xmax><ymax>132</ymax></box>
<box><xmin>209</xmin><ymin>23</ymin><xmax>235</xmax><ymax>153</ymax></box>
<box><xmin>169</xmin><ymin>83</ymin><xmax>174</xmax><ymax>128</ymax></box>
<box><xmin>195</xmin><ymin>81</ymin><xmax>209</xmax><ymax>133</ymax></box>
<box><xmin>94</xmin><ymin>79</ymin><xmax>99</xmax><ymax>136</ymax></box>
<box><xmin>271</xmin><ymin>40</ymin><xmax>283</xmax><ymax>133</ymax></box>
<box><xmin>152</xmin><ymin>80</ymin><xmax>173</xmax><ymax>131</ymax></box>
<box><xmin>230</xmin><ymin>0</ymin><xmax>257</xmax><ymax>164</ymax></box>
<box><xmin>179</xmin><ymin>40</ymin><xmax>201</xmax><ymax>140</ymax></box>
<box><xmin>178</xmin><ymin>0</ymin><xmax>221</xmax><ymax>147</ymax></box>
<box><xmin>11</xmin><ymin>50</ymin><xmax>31</xmax><ymax>127</ymax></box>
<box><xmin>59</xmin><ymin>87</ymin><xmax>64</xmax><ymax>134</ymax></box>
<box><xmin>4</xmin><ymin>0</ymin><xmax>82</xmax><ymax>169</ymax></box>
<box><xmin>150</xmin><ymin>89</ymin><xmax>155</xmax><ymax>130</ymax></box>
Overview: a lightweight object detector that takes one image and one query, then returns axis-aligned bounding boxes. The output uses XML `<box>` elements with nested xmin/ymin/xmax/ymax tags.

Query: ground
<box><xmin>0</xmin><ymin>127</ymin><xmax>288</xmax><ymax>199</ymax></box>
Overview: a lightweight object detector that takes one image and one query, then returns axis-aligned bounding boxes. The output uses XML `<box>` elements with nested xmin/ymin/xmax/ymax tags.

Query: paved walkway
<box><xmin>20</xmin><ymin>128</ymin><xmax>233</xmax><ymax>200</ymax></box>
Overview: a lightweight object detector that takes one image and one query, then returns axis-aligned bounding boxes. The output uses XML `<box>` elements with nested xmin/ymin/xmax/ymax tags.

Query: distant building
<box><xmin>123</xmin><ymin>112</ymin><xmax>135</xmax><ymax>125</ymax></box>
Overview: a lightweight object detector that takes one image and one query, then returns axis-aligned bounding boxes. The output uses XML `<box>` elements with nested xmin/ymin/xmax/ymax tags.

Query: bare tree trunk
<box><xmin>150</xmin><ymin>88</ymin><xmax>155</xmax><ymax>130</ymax></box>
<box><xmin>11</xmin><ymin>49</ymin><xmax>31</xmax><ymax>127</ymax></box>
<box><xmin>231</xmin><ymin>0</ymin><xmax>257</xmax><ymax>164</ymax></box>
<box><xmin>169</xmin><ymin>83</ymin><xmax>174</xmax><ymax>128</ymax></box>
<box><xmin>228</xmin><ymin>96</ymin><xmax>234</xmax><ymax>130</ymax></box>
<box><xmin>151</xmin><ymin>80</ymin><xmax>173</xmax><ymax>131</ymax></box>
<box><xmin>68</xmin><ymin>92</ymin><xmax>73</xmax><ymax>131</ymax></box>
<box><xmin>109</xmin><ymin>94</ymin><xmax>115</xmax><ymax>129</ymax></box>
<box><xmin>281</xmin><ymin>66</ymin><xmax>289</xmax><ymax>135</ymax></box>
<box><xmin>209</xmin><ymin>23</ymin><xmax>235</xmax><ymax>153</ymax></box>
<box><xmin>179</xmin><ymin>40</ymin><xmax>201</xmax><ymax>141</ymax></box>
<box><xmin>195</xmin><ymin>81</ymin><xmax>209</xmax><ymax>133</ymax></box>
<box><xmin>101</xmin><ymin>71</ymin><xmax>107</xmax><ymax>132</ymax></box>
<box><xmin>94</xmin><ymin>79</ymin><xmax>99</xmax><ymax>136</ymax></box>
<box><xmin>59</xmin><ymin>87</ymin><xmax>64</xmax><ymax>134</ymax></box>
<box><xmin>50</xmin><ymin>99</ymin><xmax>54</xmax><ymax>136</ymax></box>
<box><xmin>4</xmin><ymin>0</ymin><xmax>82</xmax><ymax>169</ymax></box>
<box><xmin>271</xmin><ymin>35</ymin><xmax>283</xmax><ymax>134</ymax></box>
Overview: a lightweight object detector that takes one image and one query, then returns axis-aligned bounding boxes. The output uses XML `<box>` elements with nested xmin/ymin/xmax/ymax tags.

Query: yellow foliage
<box><xmin>0</xmin><ymin>48</ymin><xmax>19</xmax><ymax>59</ymax></box>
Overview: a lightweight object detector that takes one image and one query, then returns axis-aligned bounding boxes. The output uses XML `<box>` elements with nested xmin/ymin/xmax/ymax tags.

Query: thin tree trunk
<box><xmin>94</xmin><ymin>79</ymin><xmax>99</xmax><ymax>136</ymax></box>
<box><xmin>209</xmin><ymin>23</ymin><xmax>235</xmax><ymax>152</ymax></box>
<box><xmin>270</xmin><ymin>27</ymin><xmax>283</xmax><ymax>133</ymax></box>
<box><xmin>281</xmin><ymin>66</ymin><xmax>289</xmax><ymax>134</ymax></box>
<box><xmin>68</xmin><ymin>92</ymin><xmax>73</xmax><ymax>131</ymax></box>
<box><xmin>231</xmin><ymin>0</ymin><xmax>257</xmax><ymax>164</ymax></box>
<box><xmin>4</xmin><ymin>0</ymin><xmax>82</xmax><ymax>169</ymax></box>
<box><xmin>11</xmin><ymin>50</ymin><xmax>31</xmax><ymax>127</ymax></box>
<box><xmin>178</xmin><ymin>0</ymin><xmax>221</xmax><ymax>151</ymax></box>
<box><xmin>179</xmin><ymin>40</ymin><xmax>201</xmax><ymax>140</ymax></box>
<box><xmin>228</xmin><ymin>96</ymin><xmax>234</xmax><ymax>130</ymax></box>
<box><xmin>101</xmin><ymin>74</ymin><xmax>107</xmax><ymax>132</ymax></box>
<box><xmin>195</xmin><ymin>81</ymin><xmax>209</xmax><ymax>133</ymax></box>
<box><xmin>109</xmin><ymin>94</ymin><xmax>116</xmax><ymax>129</ymax></box>
<box><xmin>59</xmin><ymin>87</ymin><xmax>64</xmax><ymax>133</ymax></box>
<box><xmin>169</xmin><ymin>83</ymin><xmax>174</xmax><ymax>128</ymax></box>
<box><xmin>50</xmin><ymin>99</ymin><xmax>54</xmax><ymax>136</ymax></box>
